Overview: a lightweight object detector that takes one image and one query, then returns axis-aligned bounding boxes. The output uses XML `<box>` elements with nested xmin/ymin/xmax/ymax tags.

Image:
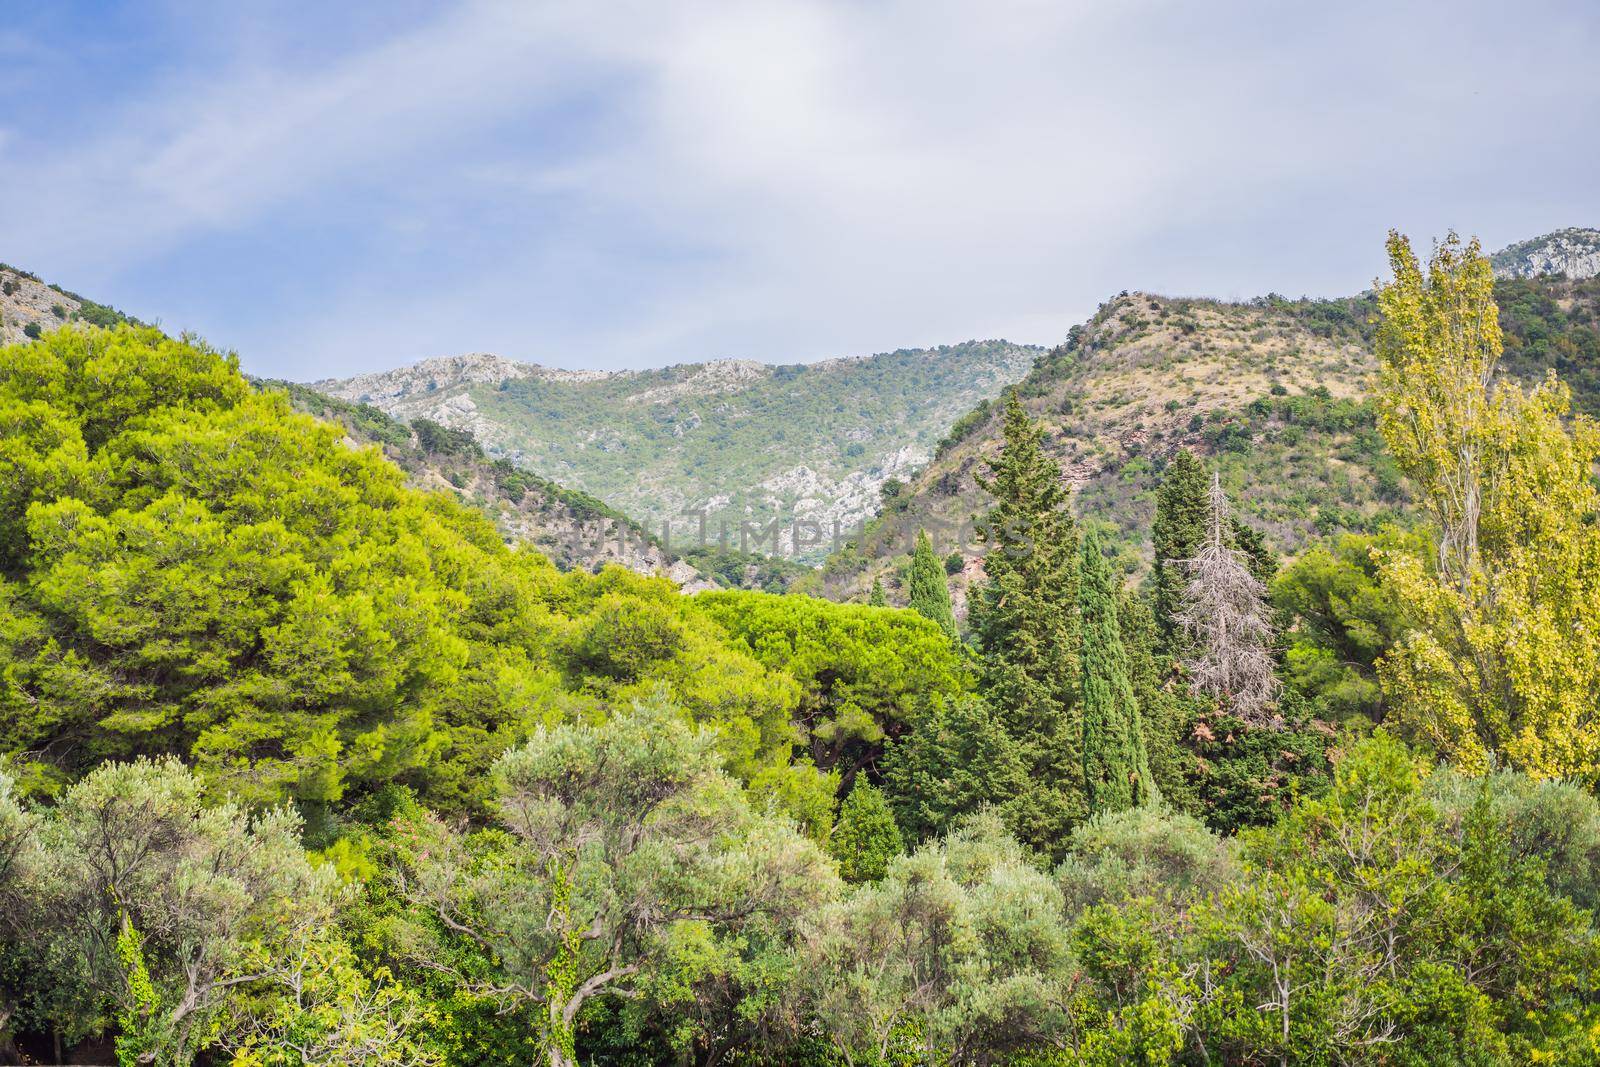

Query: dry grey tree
<box><xmin>1176</xmin><ymin>472</ymin><xmax>1280</xmax><ymax>724</ymax></box>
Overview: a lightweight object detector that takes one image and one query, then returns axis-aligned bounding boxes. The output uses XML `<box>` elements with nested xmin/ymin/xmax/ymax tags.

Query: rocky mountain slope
<box><xmin>313</xmin><ymin>341</ymin><xmax>1041</xmax><ymax>559</ymax></box>
<box><xmin>812</xmin><ymin>244</ymin><xmax>1600</xmax><ymax>609</ymax></box>
<box><xmin>0</xmin><ymin>263</ymin><xmax>141</xmax><ymax>343</ymax></box>
<box><xmin>1491</xmin><ymin>227</ymin><xmax>1600</xmax><ymax>280</ymax></box>
<box><xmin>265</xmin><ymin>381</ymin><xmax>720</xmax><ymax>587</ymax></box>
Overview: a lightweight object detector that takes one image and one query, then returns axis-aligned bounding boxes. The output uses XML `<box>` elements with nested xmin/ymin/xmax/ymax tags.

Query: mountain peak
<box><xmin>1491</xmin><ymin>227</ymin><xmax>1600</xmax><ymax>280</ymax></box>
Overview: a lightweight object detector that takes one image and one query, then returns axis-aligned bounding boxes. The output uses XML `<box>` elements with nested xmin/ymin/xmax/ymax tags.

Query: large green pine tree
<box><xmin>907</xmin><ymin>529</ymin><xmax>958</xmax><ymax>640</ymax></box>
<box><xmin>968</xmin><ymin>393</ymin><xmax>1083</xmax><ymax>852</ymax></box>
<box><xmin>1152</xmin><ymin>447</ymin><xmax>1209</xmax><ymax>652</ymax></box>
<box><xmin>867</xmin><ymin>577</ymin><xmax>887</xmax><ymax>607</ymax></box>
<box><xmin>1078</xmin><ymin>528</ymin><xmax>1155</xmax><ymax>814</ymax></box>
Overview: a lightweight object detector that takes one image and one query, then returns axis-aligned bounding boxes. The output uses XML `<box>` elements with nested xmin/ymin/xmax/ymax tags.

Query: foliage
<box><xmin>690</xmin><ymin>590</ymin><xmax>968</xmax><ymax>779</ymax></box>
<box><xmin>969</xmin><ymin>394</ymin><xmax>1084</xmax><ymax>853</ymax></box>
<box><xmin>1271</xmin><ymin>528</ymin><xmax>1421</xmax><ymax>720</ymax></box>
<box><xmin>381</xmin><ymin>697</ymin><xmax>838</xmax><ymax>1067</ymax></box>
<box><xmin>905</xmin><ymin>529</ymin><xmax>957</xmax><ymax>640</ymax></box>
<box><xmin>0</xmin><ymin>326</ymin><xmax>805</xmax><ymax>812</ymax></box>
<box><xmin>1374</xmin><ymin>232</ymin><xmax>1600</xmax><ymax>780</ymax></box>
<box><xmin>11</xmin><ymin>758</ymin><xmax>338</xmax><ymax>1065</ymax></box>
<box><xmin>801</xmin><ymin>813</ymin><xmax>1076</xmax><ymax>1066</ymax></box>
<box><xmin>1077</xmin><ymin>528</ymin><xmax>1155</xmax><ymax>815</ymax></box>
<box><xmin>881</xmin><ymin>695</ymin><xmax>1028</xmax><ymax>844</ymax></box>
<box><xmin>828</xmin><ymin>781</ymin><xmax>903</xmax><ymax>884</ymax></box>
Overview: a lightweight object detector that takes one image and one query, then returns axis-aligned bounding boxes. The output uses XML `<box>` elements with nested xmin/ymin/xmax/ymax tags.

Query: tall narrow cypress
<box><xmin>868</xmin><ymin>577</ymin><xmax>887</xmax><ymax>607</ymax></box>
<box><xmin>1079</xmin><ymin>527</ymin><xmax>1155</xmax><ymax>814</ymax></box>
<box><xmin>1152</xmin><ymin>447</ymin><xmax>1209</xmax><ymax>651</ymax></box>
<box><xmin>907</xmin><ymin>529</ymin><xmax>958</xmax><ymax>640</ymax></box>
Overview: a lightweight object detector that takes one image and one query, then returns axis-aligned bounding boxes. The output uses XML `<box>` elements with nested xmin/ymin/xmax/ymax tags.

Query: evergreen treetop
<box><xmin>907</xmin><ymin>529</ymin><xmax>958</xmax><ymax>640</ymax></box>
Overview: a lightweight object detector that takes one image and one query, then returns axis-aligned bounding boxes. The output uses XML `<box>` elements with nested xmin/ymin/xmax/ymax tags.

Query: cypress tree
<box><xmin>868</xmin><ymin>577</ymin><xmax>887</xmax><ymax>607</ymax></box>
<box><xmin>828</xmin><ymin>780</ymin><xmax>903</xmax><ymax>883</ymax></box>
<box><xmin>1152</xmin><ymin>447</ymin><xmax>1209</xmax><ymax>651</ymax></box>
<box><xmin>1078</xmin><ymin>528</ymin><xmax>1155</xmax><ymax>814</ymax></box>
<box><xmin>1118</xmin><ymin>587</ymin><xmax>1198</xmax><ymax>813</ymax></box>
<box><xmin>968</xmin><ymin>393</ymin><xmax>1083</xmax><ymax>851</ymax></box>
<box><xmin>907</xmin><ymin>529</ymin><xmax>958</xmax><ymax>640</ymax></box>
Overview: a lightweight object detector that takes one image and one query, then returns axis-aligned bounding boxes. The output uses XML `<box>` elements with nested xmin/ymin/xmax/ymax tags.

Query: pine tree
<box><xmin>1177</xmin><ymin>473</ymin><xmax>1280</xmax><ymax>724</ymax></box>
<box><xmin>828</xmin><ymin>780</ymin><xmax>903</xmax><ymax>883</ymax></box>
<box><xmin>907</xmin><ymin>529</ymin><xmax>958</xmax><ymax>640</ymax></box>
<box><xmin>1078</xmin><ymin>528</ymin><xmax>1155</xmax><ymax>814</ymax></box>
<box><xmin>868</xmin><ymin>577</ymin><xmax>887</xmax><ymax>607</ymax></box>
<box><xmin>968</xmin><ymin>393</ymin><xmax>1083</xmax><ymax>851</ymax></box>
<box><xmin>1152</xmin><ymin>447</ymin><xmax>1208</xmax><ymax>651</ymax></box>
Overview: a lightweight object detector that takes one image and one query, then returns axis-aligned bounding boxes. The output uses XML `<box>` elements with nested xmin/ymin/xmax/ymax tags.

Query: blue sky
<box><xmin>2</xmin><ymin>1</ymin><xmax>1597</xmax><ymax>380</ymax></box>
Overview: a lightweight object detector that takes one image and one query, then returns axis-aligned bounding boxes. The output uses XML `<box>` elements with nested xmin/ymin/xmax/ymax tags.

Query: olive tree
<box><xmin>800</xmin><ymin>812</ymin><xmax>1077</xmax><ymax>1066</ymax></box>
<box><xmin>387</xmin><ymin>697</ymin><xmax>838</xmax><ymax>1067</ymax></box>
<box><xmin>33</xmin><ymin>757</ymin><xmax>338</xmax><ymax>1066</ymax></box>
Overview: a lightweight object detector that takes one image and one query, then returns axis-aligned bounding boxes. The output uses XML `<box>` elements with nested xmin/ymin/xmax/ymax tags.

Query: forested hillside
<box><xmin>6</xmin><ymin>232</ymin><xmax>1600</xmax><ymax>1065</ymax></box>
<box><xmin>314</xmin><ymin>340</ymin><xmax>1041</xmax><ymax>556</ymax></box>
<box><xmin>263</xmin><ymin>379</ymin><xmax>706</xmax><ymax>583</ymax></box>
<box><xmin>819</xmin><ymin>268</ymin><xmax>1600</xmax><ymax>608</ymax></box>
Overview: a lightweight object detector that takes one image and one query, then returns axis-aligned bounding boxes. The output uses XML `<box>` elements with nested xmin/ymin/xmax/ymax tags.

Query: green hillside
<box><xmin>315</xmin><ymin>340</ymin><xmax>1041</xmax><ymax>559</ymax></box>
<box><xmin>814</xmin><ymin>274</ymin><xmax>1600</xmax><ymax>607</ymax></box>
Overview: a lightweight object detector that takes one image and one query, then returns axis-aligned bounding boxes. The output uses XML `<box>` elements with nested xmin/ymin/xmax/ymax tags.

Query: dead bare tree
<box><xmin>1176</xmin><ymin>473</ymin><xmax>1280</xmax><ymax>724</ymax></box>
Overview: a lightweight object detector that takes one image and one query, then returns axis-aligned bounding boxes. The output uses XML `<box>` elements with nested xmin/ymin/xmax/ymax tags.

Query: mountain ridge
<box><xmin>312</xmin><ymin>338</ymin><xmax>1044</xmax><ymax>555</ymax></box>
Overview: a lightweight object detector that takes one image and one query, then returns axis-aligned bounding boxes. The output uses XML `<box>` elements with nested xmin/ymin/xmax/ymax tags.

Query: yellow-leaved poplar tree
<box><xmin>1374</xmin><ymin>230</ymin><xmax>1600</xmax><ymax>780</ymax></box>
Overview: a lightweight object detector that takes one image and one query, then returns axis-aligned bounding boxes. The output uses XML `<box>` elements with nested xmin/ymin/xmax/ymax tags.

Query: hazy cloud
<box><xmin>3</xmin><ymin>0</ymin><xmax>1596</xmax><ymax>378</ymax></box>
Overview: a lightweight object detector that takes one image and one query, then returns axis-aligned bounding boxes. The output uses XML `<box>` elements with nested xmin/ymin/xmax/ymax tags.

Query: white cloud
<box><xmin>5</xmin><ymin>0</ymin><xmax>1598</xmax><ymax>377</ymax></box>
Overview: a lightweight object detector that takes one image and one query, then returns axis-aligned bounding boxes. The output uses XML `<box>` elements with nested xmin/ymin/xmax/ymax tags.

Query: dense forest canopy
<box><xmin>4</xmin><ymin>234</ymin><xmax>1600</xmax><ymax>1065</ymax></box>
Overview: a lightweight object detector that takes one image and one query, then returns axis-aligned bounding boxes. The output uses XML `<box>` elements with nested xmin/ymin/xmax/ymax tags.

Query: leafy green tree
<box><xmin>0</xmin><ymin>326</ymin><xmax>804</xmax><ymax>811</ymax></box>
<box><xmin>867</xmin><ymin>577</ymin><xmax>887</xmax><ymax>607</ymax></box>
<box><xmin>969</xmin><ymin>393</ymin><xmax>1083</xmax><ymax>852</ymax></box>
<box><xmin>1055</xmin><ymin>804</ymin><xmax>1238</xmax><ymax>916</ymax></box>
<box><xmin>1078</xmin><ymin>529</ymin><xmax>1155</xmax><ymax>815</ymax></box>
<box><xmin>1271</xmin><ymin>529</ymin><xmax>1421</xmax><ymax>720</ymax></box>
<box><xmin>691</xmin><ymin>590</ymin><xmax>968</xmax><ymax>778</ymax></box>
<box><xmin>385</xmin><ymin>698</ymin><xmax>838</xmax><ymax>1067</ymax></box>
<box><xmin>29</xmin><ymin>758</ymin><xmax>337</xmax><ymax>1065</ymax></box>
<box><xmin>1374</xmin><ymin>231</ymin><xmax>1600</xmax><ymax>780</ymax></box>
<box><xmin>218</xmin><ymin>932</ymin><xmax>442</xmax><ymax>1067</ymax></box>
<box><xmin>828</xmin><ymin>781</ymin><xmax>903</xmax><ymax>883</ymax></box>
<box><xmin>802</xmin><ymin>813</ymin><xmax>1075</xmax><ymax>1066</ymax></box>
<box><xmin>1151</xmin><ymin>447</ymin><xmax>1208</xmax><ymax>651</ymax></box>
<box><xmin>906</xmin><ymin>529</ymin><xmax>957</xmax><ymax>640</ymax></box>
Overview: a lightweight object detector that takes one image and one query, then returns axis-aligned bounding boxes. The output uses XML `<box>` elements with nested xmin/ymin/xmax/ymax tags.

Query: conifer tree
<box><xmin>868</xmin><ymin>577</ymin><xmax>887</xmax><ymax>607</ymax></box>
<box><xmin>968</xmin><ymin>393</ymin><xmax>1083</xmax><ymax>850</ymax></box>
<box><xmin>1078</xmin><ymin>529</ymin><xmax>1155</xmax><ymax>814</ymax></box>
<box><xmin>1117</xmin><ymin>587</ymin><xmax>1197</xmax><ymax>812</ymax></box>
<box><xmin>881</xmin><ymin>696</ymin><xmax>1027</xmax><ymax>843</ymax></box>
<box><xmin>1152</xmin><ymin>447</ymin><xmax>1208</xmax><ymax>651</ymax></box>
<box><xmin>907</xmin><ymin>530</ymin><xmax>958</xmax><ymax>640</ymax></box>
<box><xmin>828</xmin><ymin>780</ymin><xmax>903</xmax><ymax>883</ymax></box>
<box><xmin>1177</xmin><ymin>473</ymin><xmax>1280</xmax><ymax>724</ymax></box>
